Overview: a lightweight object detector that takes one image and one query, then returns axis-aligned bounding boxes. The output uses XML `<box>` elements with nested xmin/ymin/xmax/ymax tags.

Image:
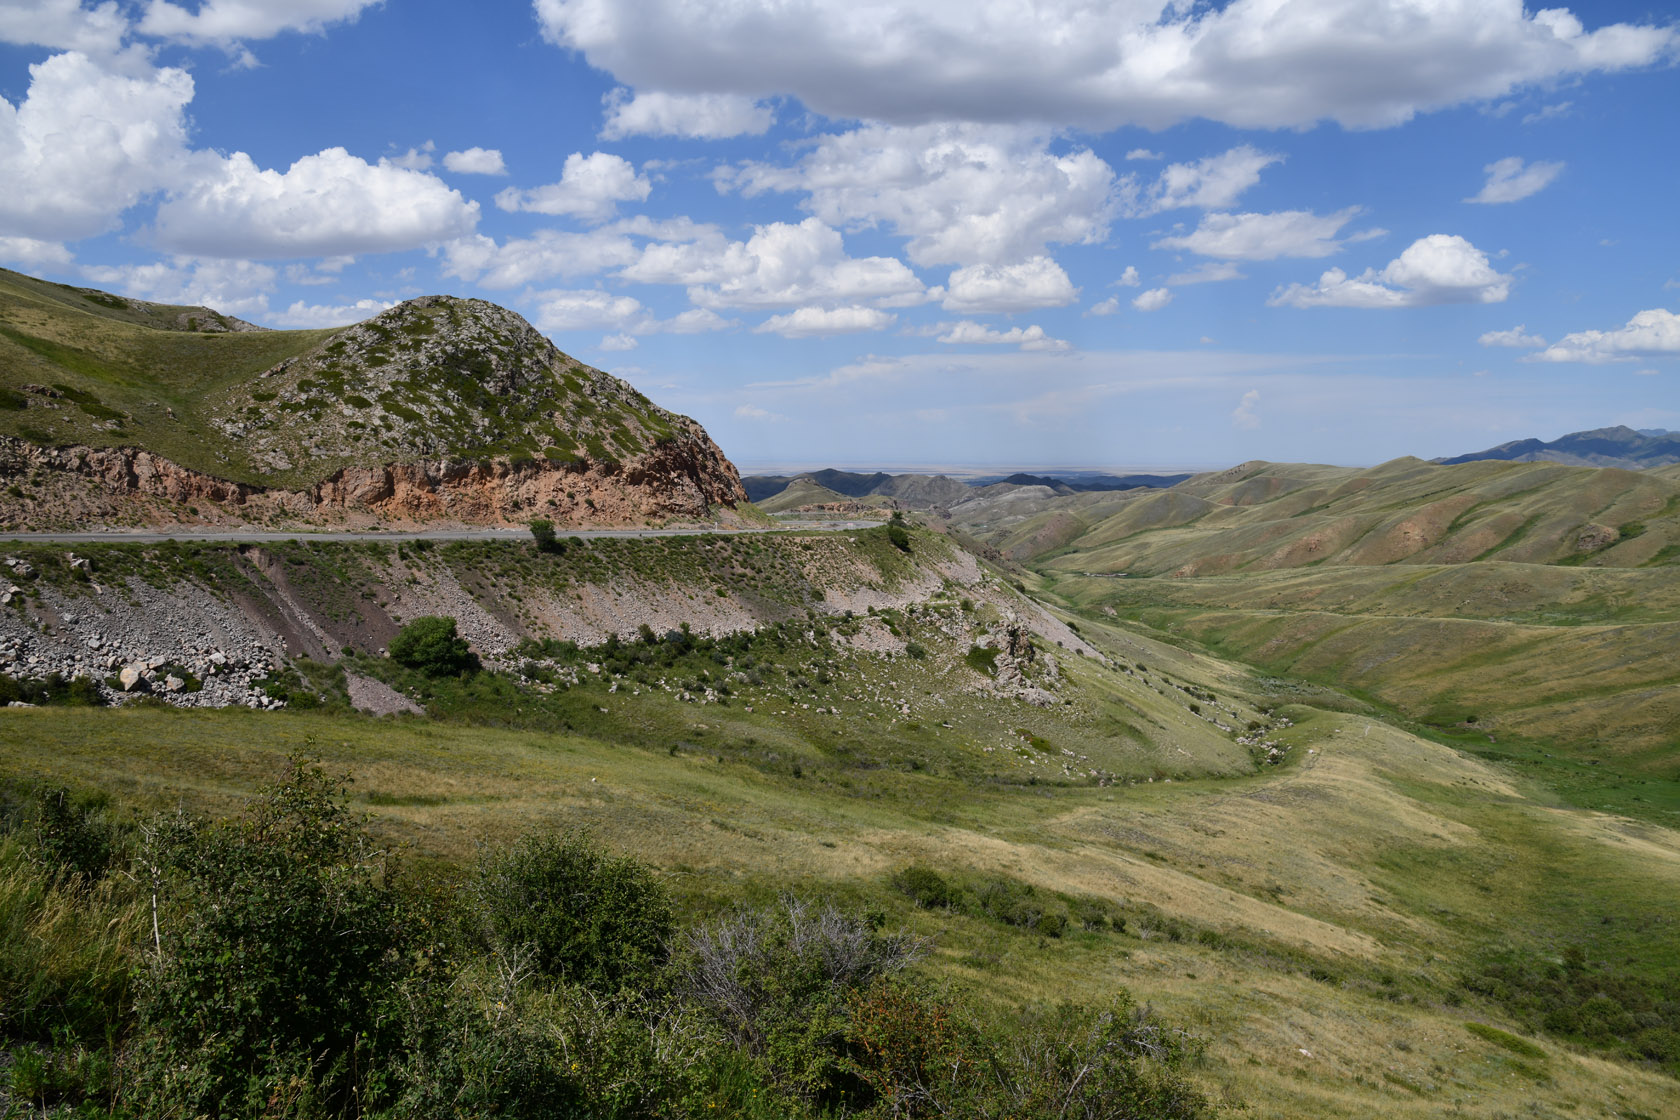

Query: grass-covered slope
<box><xmin>0</xmin><ymin>267</ymin><xmax>333</xmax><ymax>478</ymax></box>
<box><xmin>1050</xmin><ymin>561</ymin><xmax>1680</xmax><ymax>771</ymax></box>
<box><xmin>6</xmin><ymin>605</ymin><xmax>1679</xmax><ymax>1118</ymax></box>
<box><xmin>0</xmin><ymin>268</ymin><xmax>732</xmax><ymax>497</ymax></box>
<box><xmin>970</xmin><ymin>457</ymin><xmax>1680</xmax><ymax>575</ymax></box>
<box><xmin>962</xmin><ymin>456</ymin><xmax>1680</xmax><ymax>805</ymax></box>
<box><xmin>0</xmin><ymin>527</ymin><xmax>1255</xmax><ymax>783</ymax></box>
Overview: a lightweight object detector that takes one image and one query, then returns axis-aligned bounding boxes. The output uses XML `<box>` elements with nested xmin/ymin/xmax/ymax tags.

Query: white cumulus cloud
<box><xmin>153</xmin><ymin>147</ymin><xmax>479</xmax><ymax>258</ymax></box>
<box><xmin>1466</xmin><ymin>156</ymin><xmax>1564</xmax><ymax>203</ymax></box>
<box><xmin>527</xmin><ymin>289</ymin><xmax>736</xmax><ymax>337</ymax></box>
<box><xmin>0</xmin><ymin>51</ymin><xmax>194</xmax><ymax>241</ymax></box>
<box><xmin>938</xmin><ymin>320</ymin><xmax>1068</xmax><ymax>351</ymax></box>
<box><xmin>137</xmin><ymin>0</ymin><xmax>379</xmax><ymax>44</ymax></box>
<box><xmin>600</xmin><ymin>88</ymin><xmax>773</xmax><ymax>139</ymax></box>
<box><xmin>754</xmin><ymin>306</ymin><xmax>896</xmax><ymax>338</ymax></box>
<box><xmin>386</xmin><ymin>141</ymin><xmax>435</xmax><ymax>170</ymax></box>
<box><xmin>662</xmin><ymin>308</ymin><xmax>733</xmax><ymax>334</ymax></box>
<box><xmin>440</xmin><ymin>216</ymin><xmax>711</xmax><ymax>289</ymax></box>
<box><xmin>1133</xmin><ymin>287</ymin><xmax>1172</xmax><ymax>312</ymax></box>
<box><xmin>1088</xmin><ymin>296</ymin><xmax>1120</xmax><ymax>316</ymax></box>
<box><xmin>530</xmin><ymin>289</ymin><xmax>649</xmax><ymax>333</ymax></box>
<box><xmin>1479</xmin><ymin>325</ymin><xmax>1546</xmax><ymax>348</ymax></box>
<box><xmin>496</xmin><ymin>151</ymin><xmax>651</xmax><ymax>223</ymax></box>
<box><xmin>0</xmin><ymin>236</ymin><xmax>73</xmax><ymax>267</ymax></box>
<box><xmin>535</xmin><ymin>0</ymin><xmax>1677</xmax><ymax>130</ymax></box>
<box><xmin>0</xmin><ymin>0</ymin><xmax>129</xmax><ymax>54</ymax></box>
<box><xmin>82</xmin><ymin>256</ymin><xmax>277</xmax><ymax>318</ymax></box>
<box><xmin>1135</xmin><ymin>146</ymin><xmax>1281</xmax><ymax>214</ymax></box>
<box><xmin>1270</xmin><ymin>234</ymin><xmax>1512</xmax><ymax>309</ymax></box>
<box><xmin>273</xmin><ymin>297</ymin><xmax>395</xmax><ymax>328</ymax></box>
<box><xmin>1530</xmin><ymin>308</ymin><xmax>1680</xmax><ymax>363</ymax></box>
<box><xmin>942</xmin><ymin>256</ymin><xmax>1076</xmax><ymax>313</ymax></box>
<box><xmin>1153</xmin><ymin>208</ymin><xmax>1373</xmax><ymax>260</ymax></box>
<box><xmin>443</xmin><ymin>147</ymin><xmax>507</xmax><ymax>175</ymax></box>
<box><xmin>1166</xmin><ymin>261</ymin><xmax>1243</xmax><ymax>285</ymax></box>
<box><xmin>723</xmin><ymin>122</ymin><xmax>1115</xmax><ymax>268</ymax></box>
<box><xmin>1233</xmin><ymin>388</ymin><xmax>1261</xmax><ymax>430</ymax></box>
<box><xmin>624</xmin><ymin>217</ymin><xmax>927</xmax><ymax>311</ymax></box>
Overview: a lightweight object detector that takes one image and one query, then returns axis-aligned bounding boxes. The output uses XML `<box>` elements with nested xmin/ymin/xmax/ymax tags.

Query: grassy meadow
<box><xmin>4</xmin><ymin>596</ymin><xmax>1677</xmax><ymax>1117</ymax></box>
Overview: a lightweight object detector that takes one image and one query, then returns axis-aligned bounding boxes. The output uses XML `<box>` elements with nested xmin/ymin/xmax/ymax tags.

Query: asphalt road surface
<box><xmin>0</xmin><ymin>520</ymin><xmax>876</xmax><ymax>544</ymax></box>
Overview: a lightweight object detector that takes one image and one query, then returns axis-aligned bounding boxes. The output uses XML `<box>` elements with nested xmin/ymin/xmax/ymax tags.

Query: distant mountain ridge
<box><xmin>743</xmin><ymin>468</ymin><xmax>1188</xmax><ymax>508</ymax></box>
<box><xmin>1437</xmin><ymin>425</ymin><xmax>1680</xmax><ymax>470</ymax></box>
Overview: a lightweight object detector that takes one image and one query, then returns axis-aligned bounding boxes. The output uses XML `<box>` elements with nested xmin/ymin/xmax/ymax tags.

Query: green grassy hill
<box><xmin>0</xmin><ymin>268</ymin><xmax>333</xmax><ymax>480</ymax></box>
<box><xmin>0</xmin><ymin>268</ymin><xmax>716</xmax><ymax>493</ymax></box>
<box><xmin>985</xmin><ymin>458</ymin><xmax>1680</xmax><ymax>799</ymax></box>
<box><xmin>1015</xmin><ymin>458</ymin><xmax>1680</xmax><ymax>576</ymax></box>
<box><xmin>755</xmin><ymin>478</ymin><xmax>854</xmax><ymax>512</ymax></box>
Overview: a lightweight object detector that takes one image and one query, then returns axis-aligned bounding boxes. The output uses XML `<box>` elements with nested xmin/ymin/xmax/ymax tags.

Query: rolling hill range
<box><xmin>0</xmin><ymin>268</ymin><xmax>745</xmax><ymax>529</ymax></box>
<box><xmin>970</xmin><ymin>457</ymin><xmax>1680</xmax><ymax>780</ymax></box>
<box><xmin>961</xmin><ymin>456</ymin><xmax>1680</xmax><ymax>575</ymax></box>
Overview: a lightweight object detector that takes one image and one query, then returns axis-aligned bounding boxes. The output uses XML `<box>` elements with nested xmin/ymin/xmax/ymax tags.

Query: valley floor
<box><xmin>5</xmin><ymin>601</ymin><xmax>1677</xmax><ymax>1118</ymax></box>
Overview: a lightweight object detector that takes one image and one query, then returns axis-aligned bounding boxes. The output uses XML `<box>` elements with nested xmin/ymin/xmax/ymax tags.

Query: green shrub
<box><xmin>843</xmin><ymin>979</ymin><xmax>972</xmax><ymax>1116</ymax></box>
<box><xmin>471</xmin><ymin>830</ymin><xmax>674</xmax><ymax>993</ymax></box>
<box><xmin>388</xmin><ymin>973</ymin><xmax>587</xmax><ymax>1120</ymax></box>
<box><xmin>27</xmin><ymin>785</ymin><xmax>123</xmax><ymax>882</ymax></box>
<box><xmin>977</xmin><ymin>879</ymin><xmax>1065</xmax><ymax>936</ymax></box>
<box><xmin>1466</xmin><ymin>947</ymin><xmax>1680</xmax><ymax>1072</ymax></box>
<box><xmin>891</xmin><ymin>865</ymin><xmax>963</xmax><ymax>911</ymax></box>
<box><xmin>971</xmin><ymin>999</ymin><xmax>1212</xmax><ymax>1119</ymax></box>
<box><xmin>529</xmin><ymin>518</ymin><xmax>561</xmax><ymax>553</ymax></box>
<box><xmin>388</xmin><ymin>615</ymin><xmax>480</xmax><ymax>677</ymax></box>
<box><xmin>678</xmin><ymin>898</ymin><xmax>927</xmax><ymax>1102</ymax></box>
<box><xmin>886</xmin><ymin>524</ymin><xmax>911</xmax><ymax>553</ymax></box>
<box><xmin>129</xmin><ymin>759</ymin><xmax>407</xmax><ymax>1118</ymax></box>
<box><xmin>965</xmin><ymin>645</ymin><xmax>999</xmax><ymax>675</ymax></box>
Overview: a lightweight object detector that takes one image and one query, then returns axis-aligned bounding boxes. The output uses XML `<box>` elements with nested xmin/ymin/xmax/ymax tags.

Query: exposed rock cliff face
<box><xmin>0</xmin><ymin>431</ymin><xmax>747</xmax><ymax>529</ymax></box>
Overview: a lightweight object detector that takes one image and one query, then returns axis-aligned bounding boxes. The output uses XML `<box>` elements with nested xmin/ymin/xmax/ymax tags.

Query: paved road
<box><xmin>0</xmin><ymin>520</ymin><xmax>877</xmax><ymax>544</ymax></box>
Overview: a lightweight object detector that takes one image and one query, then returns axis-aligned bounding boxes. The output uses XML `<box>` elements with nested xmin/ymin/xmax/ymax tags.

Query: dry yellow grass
<box><xmin>4</xmin><ymin>689</ymin><xmax>1676</xmax><ymax>1118</ymax></box>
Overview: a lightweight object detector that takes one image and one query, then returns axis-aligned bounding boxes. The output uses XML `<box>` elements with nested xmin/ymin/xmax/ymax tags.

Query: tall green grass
<box><xmin>0</xmin><ymin>836</ymin><xmax>142</xmax><ymax>1045</ymax></box>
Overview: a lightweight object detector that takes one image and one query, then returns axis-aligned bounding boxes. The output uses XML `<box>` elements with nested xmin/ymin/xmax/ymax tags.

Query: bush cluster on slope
<box><xmin>0</xmin><ymin>765</ymin><xmax>1216</xmax><ymax>1119</ymax></box>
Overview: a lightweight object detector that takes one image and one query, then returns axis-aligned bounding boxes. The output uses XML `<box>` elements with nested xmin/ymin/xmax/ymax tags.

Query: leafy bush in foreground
<box><xmin>471</xmin><ymin>829</ymin><xmax>675</xmax><ymax>993</ymax></box>
<box><xmin>0</xmin><ymin>761</ymin><xmax>1218</xmax><ymax>1119</ymax></box>
<box><xmin>128</xmin><ymin>760</ymin><xmax>406</xmax><ymax>1118</ymax></box>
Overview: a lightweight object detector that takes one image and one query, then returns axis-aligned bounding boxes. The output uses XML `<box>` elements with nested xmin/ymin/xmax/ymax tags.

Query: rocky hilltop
<box><xmin>0</xmin><ymin>271</ymin><xmax>746</xmax><ymax>528</ymax></box>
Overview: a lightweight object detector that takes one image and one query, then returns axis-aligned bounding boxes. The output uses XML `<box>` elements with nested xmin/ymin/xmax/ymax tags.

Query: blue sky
<box><xmin>1</xmin><ymin>1</ymin><xmax>1677</xmax><ymax>470</ymax></box>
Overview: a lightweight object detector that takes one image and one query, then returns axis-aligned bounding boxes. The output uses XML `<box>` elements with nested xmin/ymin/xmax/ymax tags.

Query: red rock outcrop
<box><xmin>0</xmin><ymin>433</ymin><xmax>748</xmax><ymax>529</ymax></box>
